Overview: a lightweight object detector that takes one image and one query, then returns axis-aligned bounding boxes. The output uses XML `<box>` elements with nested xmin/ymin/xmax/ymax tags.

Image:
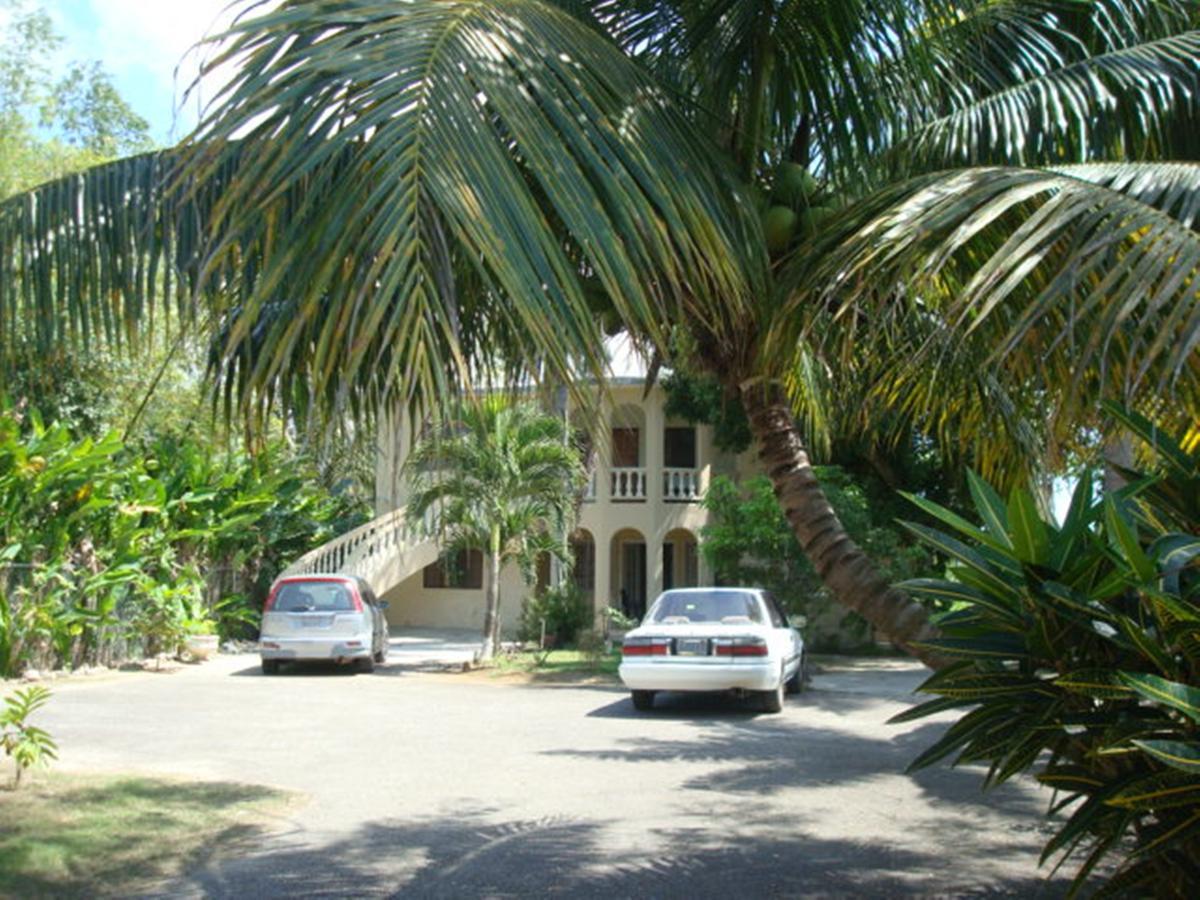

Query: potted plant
<box><xmin>180</xmin><ymin>582</ymin><xmax>219</xmax><ymax>661</ymax></box>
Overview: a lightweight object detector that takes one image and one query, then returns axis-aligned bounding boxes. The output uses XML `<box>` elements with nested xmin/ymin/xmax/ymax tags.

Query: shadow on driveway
<box><xmin>175</xmin><ymin>806</ymin><xmax>1068</xmax><ymax>899</ymax></box>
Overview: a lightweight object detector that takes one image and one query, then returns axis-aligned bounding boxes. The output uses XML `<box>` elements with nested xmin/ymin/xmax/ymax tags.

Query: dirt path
<box><xmin>33</xmin><ymin>654</ymin><xmax>1068</xmax><ymax>897</ymax></box>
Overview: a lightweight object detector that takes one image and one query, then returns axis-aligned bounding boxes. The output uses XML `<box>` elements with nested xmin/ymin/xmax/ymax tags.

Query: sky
<box><xmin>48</xmin><ymin>0</ymin><xmax>243</xmax><ymax>144</ymax></box>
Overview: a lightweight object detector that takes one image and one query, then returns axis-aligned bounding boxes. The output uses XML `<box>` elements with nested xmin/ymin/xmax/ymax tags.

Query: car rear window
<box><xmin>273</xmin><ymin>582</ymin><xmax>357</xmax><ymax>613</ymax></box>
<box><xmin>646</xmin><ymin>590</ymin><xmax>763</xmax><ymax>624</ymax></box>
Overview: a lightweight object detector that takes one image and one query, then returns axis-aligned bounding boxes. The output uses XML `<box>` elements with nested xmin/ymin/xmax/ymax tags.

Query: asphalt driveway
<box><xmin>34</xmin><ymin>649</ymin><xmax>1070</xmax><ymax>898</ymax></box>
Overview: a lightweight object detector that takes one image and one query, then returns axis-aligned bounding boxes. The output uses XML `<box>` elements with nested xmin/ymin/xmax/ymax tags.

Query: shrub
<box><xmin>0</xmin><ymin>407</ymin><xmax>370</xmax><ymax>675</ymax></box>
<box><xmin>894</xmin><ymin>406</ymin><xmax>1199</xmax><ymax>897</ymax></box>
<box><xmin>520</xmin><ymin>582</ymin><xmax>590</xmax><ymax>646</ymax></box>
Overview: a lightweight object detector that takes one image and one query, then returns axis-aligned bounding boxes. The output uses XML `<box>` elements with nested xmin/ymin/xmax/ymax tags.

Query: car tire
<box><xmin>261</xmin><ymin>659</ymin><xmax>280</xmax><ymax>676</ymax></box>
<box><xmin>757</xmin><ymin>675</ymin><xmax>785</xmax><ymax>713</ymax></box>
<box><xmin>356</xmin><ymin>655</ymin><xmax>376</xmax><ymax>674</ymax></box>
<box><xmin>631</xmin><ymin>690</ymin><xmax>656</xmax><ymax>711</ymax></box>
<box><xmin>785</xmin><ymin>655</ymin><xmax>804</xmax><ymax>694</ymax></box>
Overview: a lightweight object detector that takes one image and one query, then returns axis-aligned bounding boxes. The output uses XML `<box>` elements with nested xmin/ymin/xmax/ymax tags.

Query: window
<box><xmin>762</xmin><ymin>591</ymin><xmax>787</xmax><ymax>628</ymax></box>
<box><xmin>663</xmin><ymin>427</ymin><xmax>696</xmax><ymax>468</ymax></box>
<box><xmin>612</xmin><ymin>427</ymin><xmax>640</xmax><ymax>467</ymax></box>
<box><xmin>647</xmin><ymin>590</ymin><xmax>763</xmax><ymax>624</ymax></box>
<box><xmin>274</xmin><ymin>582</ymin><xmax>356</xmax><ymax>612</ymax></box>
<box><xmin>423</xmin><ymin>549</ymin><xmax>484</xmax><ymax>589</ymax></box>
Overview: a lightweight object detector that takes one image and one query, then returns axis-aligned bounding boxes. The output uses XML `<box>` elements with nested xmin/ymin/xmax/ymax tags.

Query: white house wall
<box><xmin>381</xmin><ymin>565</ymin><xmax>528</xmax><ymax>634</ymax></box>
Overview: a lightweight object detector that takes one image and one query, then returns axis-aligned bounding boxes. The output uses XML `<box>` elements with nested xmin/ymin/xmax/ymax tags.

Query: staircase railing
<box><xmin>280</xmin><ymin>507</ymin><xmax>439</xmax><ymax>593</ymax></box>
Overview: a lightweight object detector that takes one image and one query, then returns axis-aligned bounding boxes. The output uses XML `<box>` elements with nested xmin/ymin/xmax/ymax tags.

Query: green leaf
<box><xmin>1114</xmin><ymin>616</ymin><xmax>1177</xmax><ymax>676</ymax></box>
<box><xmin>1055</xmin><ymin>670</ymin><xmax>1135</xmax><ymax>700</ymax></box>
<box><xmin>899</xmin><ymin>520</ymin><xmax>1022</xmax><ymax>600</ymax></box>
<box><xmin>918</xmin><ymin>673</ymin><xmax>1048</xmax><ymax>700</ymax></box>
<box><xmin>1048</xmin><ymin>476</ymin><xmax>1096</xmax><ymax>571</ymax></box>
<box><xmin>912</xmin><ymin>634</ymin><xmax>1030</xmax><ymax>661</ymax></box>
<box><xmin>899</xmin><ymin>578</ymin><xmax>1024</xmax><ymax>627</ymax></box>
<box><xmin>966</xmin><ymin>470</ymin><xmax>1011</xmax><ymax>547</ymax></box>
<box><xmin>1040</xmin><ymin>582</ymin><xmax>1118</xmax><ymax>624</ymax></box>
<box><xmin>1132</xmin><ymin>739</ymin><xmax>1200</xmax><ymax>774</ymax></box>
<box><xmin>905</xmin><ymin>704</ymin><xmax>1014</xmax><ymax>773</ymax></box>
<box><xmin>901</xmin><ymin>489</ymin><xmax>1010</xmax><ymax>554</ymax></box>
<box><xmin>1149</xmin><ymin>534</ymin><xmax>1200</xmax><ymax>571</ymax></box>
<box><xmin>1118</xmin><ymin>672</ymin><xmax>1200</xmax><ymax>724</ymax></box>
<box><xmin>1107</xmin><ymin>772</ymin><xmax>1200</xmax><ymax>811</ymax></box>
<box><xmin>1037</xmin><ymin>766</ymin><xmax>1105</xmax><ymax>793</ymax></box>
<box><xmin>887</xmin><ymin>695</ymin><xmax>973</xmax><ymax>725</ymax></box>
<box><xmin>1101</xmin><ymin>401</ymin><xmax>1197</xmax><ymax>478</ymax></box>
<box><xmin>1104</xmin><ymin>498</ymin><xmax>1156</xmax><ymax>583</ymax></box>
<box><xmin>1007</xmin><ymin>487</ymin><xmax>1049</xmax><ymax>565</ymax></box>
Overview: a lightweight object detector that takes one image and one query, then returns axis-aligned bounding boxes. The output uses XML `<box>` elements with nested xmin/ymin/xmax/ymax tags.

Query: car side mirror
<box><xmin>788</xmin><ymin>614</ymin><xmax>806</xmax><ymax>630</ymax></box>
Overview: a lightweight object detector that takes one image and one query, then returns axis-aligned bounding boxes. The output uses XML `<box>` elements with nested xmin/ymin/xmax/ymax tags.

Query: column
<box><xmin>592</xmin><ymin>530</ymin><xmax>612</xmax><ymax>630</ymax></box>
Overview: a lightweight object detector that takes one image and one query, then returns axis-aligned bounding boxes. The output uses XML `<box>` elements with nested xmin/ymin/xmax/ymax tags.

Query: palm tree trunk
<box><xmin>480</xmin><ymin>526</ymin><xmax>502</xmax><ymax>661</ymax></box>
<box><xmin>740</xmin><ymin>382</ymin><xmax>943</xmax><ymax>667</ymax></box>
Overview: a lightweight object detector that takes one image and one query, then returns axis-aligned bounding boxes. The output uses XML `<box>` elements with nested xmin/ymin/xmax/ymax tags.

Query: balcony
<box><xmin>663</xmin><ymin>468</ymin><xmax>702</xmax><ymax>502</ymax></box>
<box><xmin>611</xmin><ymin>467</ymin><xmax>648</xmax><ymax>501</ymax></box>
<box><xmin>604</xmin><ymin>467</ymin><xmax>702</xmax><ymax>502</ymax></box>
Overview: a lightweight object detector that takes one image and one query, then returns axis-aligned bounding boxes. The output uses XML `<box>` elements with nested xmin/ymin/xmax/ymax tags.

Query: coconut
<box><xmin>773</xmin><ymin>162</ymin><xmax>818</xmax><ymax>207</ymax></box>
<box><xmin>762</xmin><ymin>205</ymin><xmax>798</xmax><ymax>253</ymax></box>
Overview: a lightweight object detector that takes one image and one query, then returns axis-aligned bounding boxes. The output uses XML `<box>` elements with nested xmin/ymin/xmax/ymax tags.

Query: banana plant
<box><xmin>894</xmin><ymin>413</ymin><xmax>1200</xmax><ymax>896</ymax></box>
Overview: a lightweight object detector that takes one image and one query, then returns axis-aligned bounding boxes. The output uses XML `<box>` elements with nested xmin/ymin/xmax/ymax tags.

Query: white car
<box><xmin>259</xmin><ymin>574</ymin><xmax>390</xmax><ymax>674</ymax></box>
<box><xmin>618</xmin><ymin>587</ymin><xmax>805</xmax><ymax>713</ymax></box>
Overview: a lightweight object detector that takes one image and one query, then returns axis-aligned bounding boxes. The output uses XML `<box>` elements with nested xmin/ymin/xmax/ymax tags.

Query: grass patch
<box><xmin>489</xmin><ymin>647</ymin><xmax>621</xmax><ymax>679</ymax></box>
<box><xmin>0</xmin><ymin>771</ymin><xmax>294</xmax><ymax>898</ymax></box>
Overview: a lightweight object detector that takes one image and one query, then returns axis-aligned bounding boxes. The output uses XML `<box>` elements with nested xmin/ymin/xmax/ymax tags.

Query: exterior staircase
<box><xmin>280</xmin><ymin>507</ymin><xmax>439</xmax><ymax>596</ymax></box>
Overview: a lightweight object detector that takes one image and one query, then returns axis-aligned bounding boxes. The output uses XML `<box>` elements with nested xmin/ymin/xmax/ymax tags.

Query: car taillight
<box><xmin>622</xmin><ymin>637</ymin><xmax>669</xmax><ymax>657</ymax></box>
<box><xmin>713</xmin><ymin>637</ymin><xmax>768</xmax><ymax>657</ymax></box>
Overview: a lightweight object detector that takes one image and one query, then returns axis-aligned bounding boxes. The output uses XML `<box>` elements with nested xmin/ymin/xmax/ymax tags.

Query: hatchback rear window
<box><xmin>646</xmin><ymin>590</ymin><xmax>763</xmax><ymax>624</ymax></box>
<box><xmin>273</xmin><ymin>582</ymin><xmax>358</xmax><ymax>613</ymax></box>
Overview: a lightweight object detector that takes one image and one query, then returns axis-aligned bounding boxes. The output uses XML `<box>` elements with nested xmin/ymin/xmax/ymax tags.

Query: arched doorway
<box><xmin>662</xmin><ymin>528</ymin><xmax>700</xmax><ymax>590</ymax></box>
<box><xmin>610</xmin><ymin>528</ymin><xmax>648</xmax><ymax>619</ymax></box>
<box><xmin>568</xmin><ymin>528</ymin><xmax>596</xmax><ymax>605</ymax></box>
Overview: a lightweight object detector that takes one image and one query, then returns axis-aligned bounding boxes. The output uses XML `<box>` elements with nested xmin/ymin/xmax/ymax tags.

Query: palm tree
<box><xmin>1</xmin><ymin>1</ymin><xmax>1197</xmax><ymax>665</ymax></box>
<box><xmin>405</xmin><ymin>396</ymin><xmax>585</xmax><ymax>660</ymax></box>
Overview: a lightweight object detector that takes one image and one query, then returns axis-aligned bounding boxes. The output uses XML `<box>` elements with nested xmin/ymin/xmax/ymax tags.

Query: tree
<box><xmin>0</xmin><ymin>0</ymin><xmax>151</xmax><ymax>198</ymax></box>
<box><xmin>2</xmin><ymin>1</ymin><xmax>1198</xmax><ymax>666</ymax></box>
<box><xmin>405</xmin><ymin>397</ymin><xmax>585</xmax><ymax>660</ymax></box>
<box><xmin>702</xmin><ymin>471</ymin><xmax>935</xmax><ymax>649</ymax></box>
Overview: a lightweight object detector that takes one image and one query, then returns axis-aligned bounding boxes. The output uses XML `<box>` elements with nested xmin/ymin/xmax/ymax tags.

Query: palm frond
<box><xmin>901</xmin><ymin>27</ymin><xmax>1200</xmax><ymax>169</ymax></box>
<box><xmin>2</xmin><ymin>1</ymin><xmax>760</xmax><ymax>427</ymax></box>
<box><xmin>186</xmin><ymin>0</ymin><xmax>758</xmax><ymax>418</ymax></box>
<box><xmin>769</xmin><ymin>162</ymin><xmax>1200</xmax><ymax>479</ymax></box>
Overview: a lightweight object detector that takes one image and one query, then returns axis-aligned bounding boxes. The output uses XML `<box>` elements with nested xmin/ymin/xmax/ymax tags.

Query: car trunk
<box><xmin>627</xmin><ymin>624</ymin><xmax>772</xmax><ymax>665</ymax></box>
<box><xmin>261</xmin><ymin>610</ymin><xmax>365</xmax><ymax>639</ymax></box>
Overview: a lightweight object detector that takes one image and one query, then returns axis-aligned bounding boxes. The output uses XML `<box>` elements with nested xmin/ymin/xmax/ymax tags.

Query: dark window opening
<box><xmin>423</xmin><ymin>549</ymin><xmax>484</xmax><ymax>589</ymax></box>
<box><xmin>664</xmin><ymin>427</ymin><xmax>696</xmax><ymax>468</ymax></box>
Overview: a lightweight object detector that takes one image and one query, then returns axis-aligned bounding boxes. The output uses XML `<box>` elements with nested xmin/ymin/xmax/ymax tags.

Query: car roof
<box><xmin>657</xmin><ymin>587</ymin><xmax>763</xmax><ymax>595</ymax></box>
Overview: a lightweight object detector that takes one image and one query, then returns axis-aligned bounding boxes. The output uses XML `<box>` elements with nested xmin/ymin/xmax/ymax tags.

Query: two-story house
<box><xmin>369</xmin><ymin>342</ymin><xmax>727</xmax><ymax>636</ymax></box>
